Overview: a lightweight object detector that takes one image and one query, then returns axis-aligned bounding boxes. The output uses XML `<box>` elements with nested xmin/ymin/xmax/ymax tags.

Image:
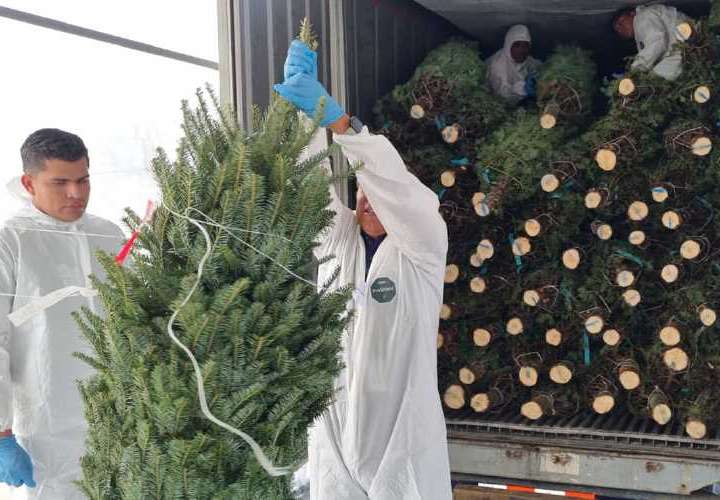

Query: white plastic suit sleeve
<box><xmin>333</xmin><ymin>127</ymin><xmax>448</xmax><ymax>274</ymax></box>
<box><xmin>632</xmin><ymin>5</ymin><xmax>687</xmax><ymax>79</ymax></box>
<box><xmin>299</xmin><ymin>121</ymin><xmax>356</xmax><ymax>260</ymax></box>
<box><xmin>0</xmin><ymin>235</ymin><xmax>16</xmax><ymax>430</ymax></box>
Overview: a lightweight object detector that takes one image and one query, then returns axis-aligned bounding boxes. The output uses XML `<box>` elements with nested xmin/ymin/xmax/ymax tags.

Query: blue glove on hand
<box><xmin>524</xmin><ymin>76</ymin><xmax>537</xmax><ymax>97</ymax></box>
<box><xmin>273</xmin><ymin>73</ymin><xmax>344</xmax><ymax>127</ymax></box>
<box><xmin>0</xmin><ymin>436</ymin><xmax>35</xmax><ymax>488</ymax></box>
<box><xmin>284</xmin><ymin>40</ymin><xmax>318</xmax><ymax>80</ymax></box>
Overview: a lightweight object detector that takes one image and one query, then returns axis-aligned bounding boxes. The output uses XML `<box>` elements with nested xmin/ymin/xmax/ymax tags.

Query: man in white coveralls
<box><xmin>275</xmin><ymin>41</ymin><xmax>452</xmax><ymax>499</ymax></box>
<box><xmin>0</xmin><ymin>128</ymin><xmax>123</xmax><ymax>499</ymax></box>
<box><xmin>613</xmin><ymin>4</ymin><xmax>692</xmax><ymax>81</ymax></box>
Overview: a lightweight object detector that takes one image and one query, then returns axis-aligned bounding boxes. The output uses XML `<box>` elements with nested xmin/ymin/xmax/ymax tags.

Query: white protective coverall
<box><xmin>0</xmin><ymin>179</ymin><xmax>124</xmax><ymax>499</ymax></box>
<box><xmin>631</xmin><ymin>5</ymin><xmax>690</xmax><ymax>81</ymax></box>
<box><xmin>486</xmin><ymin>25</ymin><xmax>542</xmax><ymax>104</ymax></box>
<box><xmin>304</xmin><ymin>126</ymin><xmax>451</xmax><ymax>499</ymax></box>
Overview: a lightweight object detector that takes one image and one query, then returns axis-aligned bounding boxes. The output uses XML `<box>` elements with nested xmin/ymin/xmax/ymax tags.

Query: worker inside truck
<box><xmin>274</xmin><ymin>40</ymin><xmax>453</xmax><ymax>499</ymax></box>
<box><xmin>486</xmin><ymin>24</ymin><xmax>542</xmax><ymax>105</ymax></box>
<box><xmin>612</xmin><ymin>3</ymin><xmax>692</xmax><ymax>81</ymax></box>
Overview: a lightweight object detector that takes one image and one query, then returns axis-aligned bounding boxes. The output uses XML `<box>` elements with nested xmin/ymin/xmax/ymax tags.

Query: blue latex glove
<box><xmin>284</xmin><ymin>40</ymin><xmax>317</xmax><ymax>80</ymax></box>
<box><xmin>273</xmin><ymin>73</ymin><xmax>344</xmax><ymax>127</ymax></box>
<box><xmin>524</xmin><ymin>76</ymin><xmax>537</xmax><ymax>97</ymax></box>
<box><xmin>0</xmin><ymin>436</ymin><xmax>35</xmax><ymax>488</ymax></box>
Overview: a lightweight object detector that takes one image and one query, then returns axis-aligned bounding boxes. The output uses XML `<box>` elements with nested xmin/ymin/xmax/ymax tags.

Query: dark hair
<box><xmin>20</xmin><ymin>128</ymin><xmax>88</xmax><ymax>173</ymax></box>
<box><xmin>612</xmin><ymin>8</ymin><xmax>635</xmax><ymax>31</ymax></box>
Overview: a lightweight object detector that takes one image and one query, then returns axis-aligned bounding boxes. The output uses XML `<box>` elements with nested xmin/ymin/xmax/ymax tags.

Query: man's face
<box><xmin>510</xmin><ymin>41</ymin><xmax>531</xmax><ymax>63</ymax></box>
<box><xmin>21</xmin><ymin>157</ymin><xmax>90</xmax><ymax>222</ymax></box>
<box><xmin>614</xmin><ymin>13</ymin><xmax>635</xmax><ymax>40</ymax></box>
<box><xmin>356</xmin><ymin>187</ymin><xmax>386</xmax><ymax>238</ymax></box>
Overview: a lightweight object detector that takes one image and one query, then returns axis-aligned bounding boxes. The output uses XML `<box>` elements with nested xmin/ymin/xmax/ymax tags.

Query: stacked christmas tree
<box><xmin>375</xmin><ymin>5</ymin><xmax>720</xmax><ymax>438</ymax></box>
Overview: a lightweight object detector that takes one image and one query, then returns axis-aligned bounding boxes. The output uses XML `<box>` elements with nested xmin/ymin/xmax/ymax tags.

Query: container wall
<box><xmin>341</xmin><ymin>0</ymin><xmax>457</xmax><ymax>123</ymax></box>
<box><xmin>221</xmin><ymin>0</ymin><xmax>458</xmax><ymax>128</ymax></box>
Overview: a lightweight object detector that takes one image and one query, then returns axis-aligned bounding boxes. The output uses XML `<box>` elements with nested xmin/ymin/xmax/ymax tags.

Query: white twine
<box><xmin>2</xmin><ymin>226</ymin><xmax>125</xmax><ymax>240</ymax></box>
<box><xmin>164</xmin><ymin>206</ymin><xmax>293</xmax><ymax>477</ymax></box>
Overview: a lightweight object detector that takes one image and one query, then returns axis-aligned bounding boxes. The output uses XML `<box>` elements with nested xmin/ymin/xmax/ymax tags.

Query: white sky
<box><xmin>0</xmin><ymin>2</ymin><xmax>219</xmax><ymax>233</ymax></box>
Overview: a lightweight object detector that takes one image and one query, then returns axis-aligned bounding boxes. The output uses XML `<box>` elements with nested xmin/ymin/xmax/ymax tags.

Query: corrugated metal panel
<box><xmin>229</xmin><ymin>0</ymin><xmax>333</xmax><ymax>129</ymax></box>
<box><xmin>223</xmin><ymin>0</ymin><xmax>457</xmax><ymax>128</ymax></box>
<box><xmin>342</xmin><ymin>0</ymin><xmax>457</xmax><ymax>123</ymax></box>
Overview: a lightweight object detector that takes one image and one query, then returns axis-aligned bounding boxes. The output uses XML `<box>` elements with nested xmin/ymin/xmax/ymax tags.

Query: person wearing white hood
<box><xmin>0</xmin><ymin>128</ymin><xmax>123</xmax><ymax>499</ymax></box>
<box><xmin>275</xmin><ymin>41</ymin><xmax>451</xmax><ymax>499</ymax></box>
<box><xmin>612</xmin><ymin>4</ymin><xmax>691</xmax><ymax>81</ymax></box>
<box><xmin>487</xmin><ymin>25</ymin><xmax>542</xmax><ymax>104</ymax></box>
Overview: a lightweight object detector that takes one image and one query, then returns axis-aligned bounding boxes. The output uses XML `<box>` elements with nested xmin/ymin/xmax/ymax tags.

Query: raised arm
<box><xmin>332</xmin><ymin>125</ymin><xmax>448</xmax><ymax>275</ymax></box>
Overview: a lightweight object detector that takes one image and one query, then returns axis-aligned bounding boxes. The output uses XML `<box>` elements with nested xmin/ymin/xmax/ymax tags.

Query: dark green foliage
<box><xmin>75</xmin><ymin>89</ymin><xmax>349</xmax><ymax>499</ymax></box>
<box><xmin>376</xmin><ymin>14</ymin><xmax>720</xmax><ymax>435</ymax></box>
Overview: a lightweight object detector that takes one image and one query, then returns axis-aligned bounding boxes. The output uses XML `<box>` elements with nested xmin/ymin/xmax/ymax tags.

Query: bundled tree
<box><xmin>537</xmin><ymin>46</ymin><xmax>598</xmax><ymax>129</ymax></box>
<box><xmin>74</xmin><ymin>26</ymin><xmax>351</xmax><ymax>497</ymax></box>
<box><xmin>373</xmin><ymin>39</ymin><xmax>508</xmax><ymax>188</ymax></box>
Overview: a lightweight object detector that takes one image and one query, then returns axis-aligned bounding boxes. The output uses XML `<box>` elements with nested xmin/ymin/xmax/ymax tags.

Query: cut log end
<box><xmin>541</xmin><ymin>174</ymin><xmax>560</xmax><ymax>193</ymax></box>
<box><xmin>603</xmin><ymin>329</ymin><xmax>622</xmax><ymax>346</ymax></box>
<box><xmin>473</xmin><ymin>328</ymin><xmax>492</xmax><ymax>347</ymax></box>
<box><xmin>477</xmin><ymin>239</ymin><xmax>495</xmax><ymax>259</ymax></box>
<box><xmin>518</xmin><ymin>366</ymin><xmax>539</xmax><ymax>387</ymax></box>
<box><xmin>441</xmin><ymin>124</ymin><xmax>460</xmax><ymax>144</ymax></box>
<box><xmin>469</xmin><ymin>253</ymin><xmax>484</xmax><ymax>268</ymax></box>
<box><xmin>629</xmin><ymin>230</ymin><xmax>646</xmax><ymax>246</ymax></box>
<box><xmin>410</xmin><ymin>104</ymin><xmax>425</xmax><ymax>119</ymax></box>
<box><xmin>700</xmin><ymin>307</ymin><xmax>717</xmax><ymax>327</ymax></box>
<box><xmin>512</xmin><ymin>237</ymin><xmax>532</xmax><ymax>256</ymax></box>
<box><xmin>619</xmin><ymin>370</ymin><xmax>641</xmax><ymax>390</ymax></box>
<box><xmin>675</xmin><ymin>22</ymin><xmax>693</xmax><ymax>41</ymax></box>
<box><xmin>662</xmin><ymin>211</ymin><xmax>682</xmax><ymax>230</ymax></box>
<box><xmin>628</xmin><ymin>201</ymin><xmax>649</xmax><ymax>221</ymax></box>
<box><xmin>470</xmin><ymin>277</ymin><xmax>487</xmax><ymax>294</ymax></box>
<box><xmin>652</xmin><ymin>186</ymin><xmax>669</xmax><ymax>203</ymax></box>
<box><xmin>693</xmin><ymin>85</ymin><xmax>711</xmax><ymax>104</ymax></box>
<box><xmin>443</xmin><ymin>384</ymin><xmax>465</xmax><ymax>410</ymax></box>
<box><xmin>444</xmin><ymin>264</ymin><xmax>460</xmax><ymax>284</ymax></box>
<box><xmin>546</xmin><ymin>328</ymin><xmax>563</xmax><ymax>346</ymax></box>
<box><xmin>436</xmin><ymin>333</ymin><xmax>444</xmax><ymax>350</ymax></box>
<box><xmin>651</xmin><ymin>403</ymin><xmax>673</xmax><ymax>425</ymax></box>
<box><xmin>506</xmin><ymin>317</ymin><xmax>524</xmax><ymax>336</ymax></box>
<box><xmin>440</xmin><ymin>170</ymin><xmax>456</xmax><ymax>188</ymax></box>
<box><xmin>471</xmin><ymin>393</ymin><xmax>491</xmax><ymax>413</ymax></box>
<box><xmin>472</xmin><ymin>192</ymin><xmax>486</xmax><ymax>206</ymax></box>
<box><xmin>596</xmin><ymin>224</ymin><xmax>613</xmax><ymax>241</ymax></box>
<box><xmin>618</xmin><ymin>78</ymin><xmax>636</xmax><ymax>96</ymax></box>
<box><xmin>523</xmin><ymin>290</ymin><xmax>541</xmax><ymax>307</ymax></box>
<box><xmin>440</xmin><ymin>304</ymin><xmax>452</xmax><ymax>321</ymax></box>
<box><xmin>592</xmin><ymin>394</ymin><xmax>616</xmax><ymax>414</ymax></box>
<box><xmin>616</xmin><ymin>270</ymin><xmax>635</xmax><ymax>288</ymax></box>
<box><xmin>521</xmin><ymin>401</ymin><xmax>543</xmax><ymax>420</ymax></box>
<box><xmin>459</xmin><ymin>367</ymin><xmax>476</xmax><ymax>385</ymax></box>
<box><xmin>659</xmin><ymin>326</ymin><xmax>681</xmax><ymax>347</ymax></box>
<box><xmin>562</xmin><ymin>248</ymin><xmax>581</xmax><ymax>270</ymax></box>
<box><xmin>585</xmin><ymin>191</ymin><xmax>603</xmax><ymax>209</ymax></box>
<box><xmin>525</xmin><ymin>219</ymin><xmax>542</xmax><ymax>237</ymax></box>
<box><xmin>585</xmin><ymin>315</ymin><xmax>604</xmax><ymax>334</ymax></box>
<box><xmin>680</xmin><ymin>240</ymin><xmax>701</xmax><ymax>260</ymax></box>
<box><xmin>691</xmin><ymin>136</ymin><xmax>712</xmax><ymax>156</ymax></box>
<box><xmin>474</xmin><ymin>202</ymin><xmax>490</xmax><ymax>217</ymax></box>
<box><xmin>686</xmin><ymin>419</ymin><xmax>707</xmax><ymax>439</ymax></box>
<box><xmin>549</xmin><ymin>363</ymin><xmax>573</xmax><ymax>384</ymax></box>
<box><xmin>663</xmin><ymin>347</ymin><xmax>689</xmax><ymax>372</ymax></box>
<box><xmin>661</xmin><ymin>264</ymin><xmax>680</xmax><ymax>284</ymax></box>
<box><xmin>623</xmin><ymin>290</ymin><xmax>642</xmax><ymax>307</ymax></box>
<box><xmin>540</xmin><ymin>113</ymin><xmax>557</xmax><ymax>129</ymax></box>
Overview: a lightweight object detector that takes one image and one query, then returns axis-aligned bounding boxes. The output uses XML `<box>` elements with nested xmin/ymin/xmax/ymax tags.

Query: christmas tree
<box><xmin>74</xmin><ymin>47</ymin><xmax>350</xmax><ymax>500</ymax></box>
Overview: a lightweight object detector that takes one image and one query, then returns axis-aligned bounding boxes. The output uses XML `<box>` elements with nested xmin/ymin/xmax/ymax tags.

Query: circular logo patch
<box><xmin>370</xmin><ymin>277</ymin><xmax>396</xmax><ymax>303</ymax></box>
